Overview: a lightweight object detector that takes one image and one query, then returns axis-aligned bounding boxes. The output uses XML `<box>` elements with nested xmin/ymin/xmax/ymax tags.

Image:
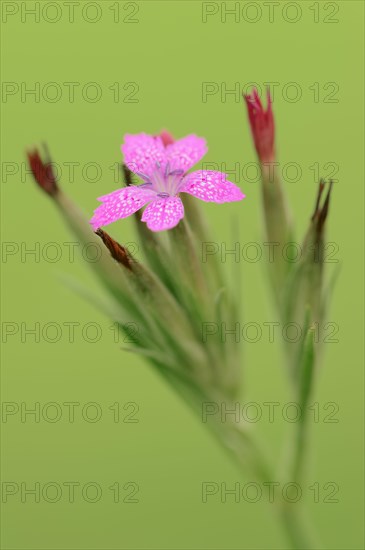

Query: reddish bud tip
<box><xmin>244</xmin><ymin>88</ymin><xmax>275</xmax><ymax>163</ymax></box>
<box><xmin>158</xmin><ymin>130</ymin><xmax>175</xmax><ymax>147</ymax></box>
<box><xmin>27</xmin><ymin>148</ymin><xmax>58</xmax><ymax>196</ymax></box>
<box><xmin>311</xmin><ymin>179</ymin><xmax>333</xmax><ymax>238</ymax></box>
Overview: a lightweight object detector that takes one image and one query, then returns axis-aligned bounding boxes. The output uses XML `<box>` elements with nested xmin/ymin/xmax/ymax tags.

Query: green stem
<box><xmin>148</xmin><ymin>352</ymin><xmax>322</xmax><ymax>550</ymax></box>
<box><xmin>279</xmin><ymin>500</ymin><xmax>322</xmax><ymax>550</ymax></box>
<box><xmin>292</xmin><ymin>324</ymin><xmax>316</xmax><ymax>484</ymax></box>
<box><xmin>291</xmin><ymin>410</ymin><xmax>310</xmax><ymax>485</ymax></box>
<box><xmin>161</xmin><ymin>372</ymin><xmax>321</xmax><ymax>550</ymax></box>
<box><xmin>169</xmin><ymin>218</ymin><xmax>209</xmax><ymax>302</ymax></box>
<box><xmin>261</xmin><ymin>164</ymin><xmax>293</xmax><ymax>303</ymax></box>
<box><xmin>182</xmin><ymin>193</ymin><xmax>224</xmax><ymax>291</ymax></box>
<box><xmin>210</xmin><ymin>418</ymin><xmax>322</xmax><ymax>550</ymax></box>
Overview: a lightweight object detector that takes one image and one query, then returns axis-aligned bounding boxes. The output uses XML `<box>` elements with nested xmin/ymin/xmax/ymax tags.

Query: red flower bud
<box><xmin>244</xmin><ymin>88</ymin><xmax>275</xmax><ymax>163</ymax></box>
<box><xmin>27</xmin><ymin>148</ymin><xmax>58</xmax><ymax>196</ymax></box>
<box><xmin>158</xmin><ymin>130</ymin><xmax>175</xmax><ymax>147</ymax></box>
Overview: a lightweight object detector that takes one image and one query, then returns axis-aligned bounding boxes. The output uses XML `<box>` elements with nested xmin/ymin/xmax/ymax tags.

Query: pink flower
<box><xmin>91</xmin><ymin>133</ymin><xmax>245</xmax><ymax>232</ymax></box>
<box><xmin>244</xmin><ymin>89</ymin><xmax>275</xmax><ymax>163</ymax></box>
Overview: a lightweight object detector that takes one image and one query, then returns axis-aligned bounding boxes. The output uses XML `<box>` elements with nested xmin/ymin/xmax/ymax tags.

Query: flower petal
<box><xmin>180</xmin><ymin>171</ymin><xmax>245</xmax><ymax>203</ymax></box>
<box><xmin>121</xmin><ymin>133</ymin><xmax>167</xmax><ymax>177</ymax></box>
<box><xmin>165</xmin><ymin>135</ymin><xmax>207</xmax><ymax>173</ymax></box>
<box><xmin>141</xmin><ymin>196</ymin><xmax>184</xmax><ymax>232</ymax></box>
<box><xmin>90</xmin><ymin>186</ymin><xmax>156</xmax><ymax>230</ymax></box>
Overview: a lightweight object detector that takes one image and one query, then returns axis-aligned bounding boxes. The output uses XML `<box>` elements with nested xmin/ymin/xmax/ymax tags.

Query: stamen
<box><xmin>164</xmin><ymin>162</ymin><xmax>170</xmax><ymax>178</ymax></box>
<box><xmin>168</xmin><ymin>169</ymin><xmax>184</xmax><ymax>176</ymax></box>
<box><xmin>135</xmin><ymin>171</ymin><xmax>152</xmax><ymax>182</ymax></box>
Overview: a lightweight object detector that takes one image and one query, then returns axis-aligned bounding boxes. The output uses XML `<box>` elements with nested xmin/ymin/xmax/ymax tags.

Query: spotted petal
<box><xmin>90</xmin><ymin>186</ymin><xmax>156</xmax><ymax>230</ymax></box>
<box><xmin>141</xmin><ymin>196</ymin><xmax>184</xmax><ymax>232</ymax></box>
<box><xmin>179</xmin><ymin>170</ymin><xmax>245</xmax><ymax>203</ymax></box>
<box><xmin>165</xmin><ymin>135</ymin><xmax>207</xmax><ymax>173</ymax></box>
<box><xmin>121</xmin><ymin>133</ymin><xmax>167</xmax><ymax>178</ymax></box>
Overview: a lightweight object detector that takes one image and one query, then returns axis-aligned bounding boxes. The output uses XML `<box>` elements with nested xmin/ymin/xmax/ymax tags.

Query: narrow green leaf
<box><xmin>298</xmin><ymin>320</ymin><xmax>316</xmax><ymax>409</ymax></box>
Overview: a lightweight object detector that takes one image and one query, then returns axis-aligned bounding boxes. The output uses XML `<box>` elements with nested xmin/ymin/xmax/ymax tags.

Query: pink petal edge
<box><xmin>165</xmin><ymin>135</ymin><xmax>207</xmax><ymax>173</ymax></box>
<box><xmin>141</xmin><ymin>196</ymin><xmax>184</xmax><ymax>232</ymax></box>
<box><xmin>179</xmin><ymin>170</ymin><xmax>245</xmax><ymax>203</ymax></box>
<box><xmin>90</xmin><ymin>186</ymin><xmax>156</xmax><ymax>230</ymax></box>
<box><xmin>121</xmin><ymin>133</ymin><xmax>167</xmax><ymax>178</ymax></box>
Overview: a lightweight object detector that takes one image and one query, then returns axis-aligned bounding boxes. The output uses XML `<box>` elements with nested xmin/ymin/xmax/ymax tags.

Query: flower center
<box><xmin>136</xmin><ymin>162</ymin><xmax>184</xmax><ymax>196</ymax></box>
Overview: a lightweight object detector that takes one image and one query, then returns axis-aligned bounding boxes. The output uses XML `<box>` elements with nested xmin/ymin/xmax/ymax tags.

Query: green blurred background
<box><xmin>1</xmin><ymin>1</ymin><xmax>364</xmax><ymax>548</ymax></box>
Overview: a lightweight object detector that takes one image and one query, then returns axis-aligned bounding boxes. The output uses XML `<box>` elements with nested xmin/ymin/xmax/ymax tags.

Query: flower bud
<box><xmin>244</xmin><ymin>88</ymin><xmax>292</xmax><ymax>298</ymax></box>
<box><xmin>244</xmin><ymin>88</ymin><xmax>274</xmax><ymax>164</ymax></box>
<box><xmin>96</xmin><ymin>229</ymin><xmax>133</xmax><ymax>270</ymax></box>
<box><xmin>27</xmin><ymin>147</ymin><xmax>58</xmax><ymax>197</ymax></box>
<box><xmin>158</xmin><ymin>130</ymin><xmax>175</xmax><ymax>147</ymax></box>
<box><xmin>285</xmin><ymin>180</ymin><xmax>334</xmax><ymax>334</ymax></box>
<box><xmin>301</xmin><ymin>179</ymin><xmax>333</xmax><ymax>318</ymax></box>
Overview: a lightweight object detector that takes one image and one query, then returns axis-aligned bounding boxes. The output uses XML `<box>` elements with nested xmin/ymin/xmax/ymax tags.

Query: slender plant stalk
<box><xmin>212</xmin><ymin>417</ymin><xmax>322</xmax><ymax>549</ymax></box>
<box><xmin>292</xmin><ymin>323</ymin><xmax>316</xmax><ymax>484</ymax></box>
<box><xmin>158</xmin><ymin>367</ymin><xmax>321</xmax><ymax>550</ymax></box>
<box><xmin>186</xmin><ymin>392</ymin><xmax>322</xmax><ymax>550</ymax></box>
